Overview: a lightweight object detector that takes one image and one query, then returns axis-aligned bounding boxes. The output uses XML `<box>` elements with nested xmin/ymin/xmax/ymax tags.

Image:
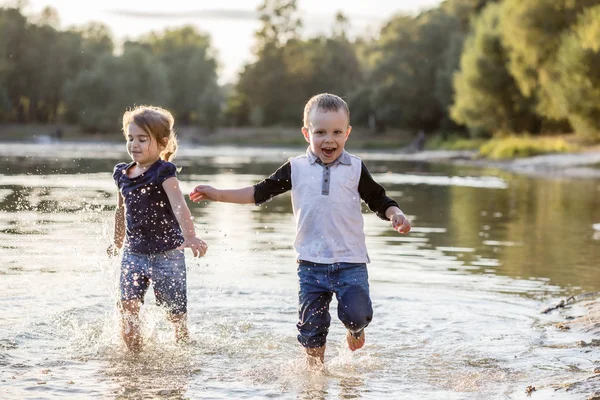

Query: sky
<box><xmin>17</xmin><ymin>0</ymin><xmax>443</xmax><ymax>84</ymax></box>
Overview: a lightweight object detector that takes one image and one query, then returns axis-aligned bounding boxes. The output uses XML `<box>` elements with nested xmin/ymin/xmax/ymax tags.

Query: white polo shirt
<box><xmin>253</xmin><ymin>149</ymin><xmax>399</xmax><ymax>264</ymax></box>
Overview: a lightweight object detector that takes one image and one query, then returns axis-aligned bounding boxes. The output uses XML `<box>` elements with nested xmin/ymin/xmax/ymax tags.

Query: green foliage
<box><xmin>426</xmin><ymin>133</ymin><xmax>485</xmax><ymax>150</ymax></box>
<box><xmin>542</xmin><ymin>5</ymin><xmax>600</xmax><ymax>140</ymax></box>
<box><xmin>500</xmin><ymin>0</ymin><xmax>600</xmax><ymax>122</ymax></box>
<box><xmin>222</xmin><ymin>91</ymin><xmax>251</xmax><ymax>127</ymax></box>
<box><xmin>63</xmin><ymin>47</ymin><xmax>170</xmax><ymax>132</ymax></box>
<box><xmin>367</xmin><ymin>10</ymin><xmax>452</xmax><ymax>131</ymax></box>
<box><xmin>196</xmin><ymin>82</ymin><xmax>223</xmax><ymax>132</ymax></box>
<box><xmin>2</xmin><ymin>0</ymin><xmax>600</xmax><ymax>142</ymax></box>
<box><xmin>255</xmin><ymin>0</ymin><xmax>301</xmax><ymax>50</ymax></box>
<box><xmin>139</xmin><ymin>26</ymin><xmax>219</xmax><ymax>124</ymax></box>
<box><xmin>451</xmin><ymin>3</ymin><xmax>539</xmax><ymax>136</ymax></box>
<box><xmin>231</xmin><ymin>0</ymin><xmax>362</xmax><ymax>126</ymax></box>
<box><xmin>478</xmin><ymin>136</ymin><xmax>576</xmax><ymax>159</ymax></box>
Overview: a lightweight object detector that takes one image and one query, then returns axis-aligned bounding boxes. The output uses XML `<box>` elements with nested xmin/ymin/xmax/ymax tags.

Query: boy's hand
<box><xmin>391</xmin><ymin>213</ymin><xmax>411</xmax><ymax>234</ymax></box>
<box><xmin>178</xmin><ymin>237</ymin><xmax>208</xmax><ymax>258</ymax></box>
<box><xmin>189</xmin><ymin>185</ymin><xmax>218</xmax><ymax>202</ymax></box>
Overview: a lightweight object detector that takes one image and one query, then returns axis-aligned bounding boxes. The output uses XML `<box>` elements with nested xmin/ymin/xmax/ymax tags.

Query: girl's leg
<box><xmin>119</xmin><ymin>249</ymin><xmax>149</xmax><ymax>352</ymax></box>
<box><xmin>120</xmin><ymin>299</ymin><xmax>142</xmax><ymax>352</ymax></box>
<box><xmin>153</xmin><ymin>249</ymin><xmax>188</xmax><ymax>342</ymax></box>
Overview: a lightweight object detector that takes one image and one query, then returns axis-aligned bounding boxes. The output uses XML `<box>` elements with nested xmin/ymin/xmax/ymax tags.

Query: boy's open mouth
<box><xmin>322</xmin><ymin>147</ymin><xmax>336</xmax><ymax>157</ymax></box>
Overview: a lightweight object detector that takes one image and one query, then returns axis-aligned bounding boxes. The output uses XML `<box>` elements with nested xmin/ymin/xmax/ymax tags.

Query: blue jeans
<box><xmin>297</xmin><ymin>261</ymin><xmax>373</xmax><ymax>348</ymax></box>
<box><xmin>120</xmin><ymin>248</ymin><xmax>187</xmax><ymax>315</ymax></box>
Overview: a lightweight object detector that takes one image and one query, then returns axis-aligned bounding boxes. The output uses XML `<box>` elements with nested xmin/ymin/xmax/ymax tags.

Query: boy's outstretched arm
<box><xmin>189</xmin><ymin>185</ymin><xmax>255</xmax><ymax>204</ymax></box>
<box><xmin>163</xmin><ymin>177</ymin><xmax>208</xmax><ymax>258</ymax></box>
<box><xmin>386</xmin><ymin>206</ymin><xmax>411</xmax><ymax>234</ymax></box>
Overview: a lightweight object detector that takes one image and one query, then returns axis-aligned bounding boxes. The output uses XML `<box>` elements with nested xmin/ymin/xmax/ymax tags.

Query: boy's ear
<box><xmin>346</xmin><ymin>125</ymin><xmax>352</xmax><ymax>138</ymax></box>
<box><xmin>301</xmin><ymin>127</ymin><xmax>310</xmax><ymax>143</ymax></box>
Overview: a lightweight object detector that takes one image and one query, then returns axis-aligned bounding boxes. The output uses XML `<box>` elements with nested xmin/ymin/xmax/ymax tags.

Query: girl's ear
<box><xmin>160</xmin><ymin>137</ymin><xmax>169</xmax><ymax>148</ymax></box>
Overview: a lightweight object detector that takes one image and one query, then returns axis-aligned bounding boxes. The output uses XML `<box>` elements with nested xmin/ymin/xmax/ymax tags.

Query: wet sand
<box><xmin>535</xmin><ymin>295</ymin><xmax>600</xmax><ymax>398</ymax></box>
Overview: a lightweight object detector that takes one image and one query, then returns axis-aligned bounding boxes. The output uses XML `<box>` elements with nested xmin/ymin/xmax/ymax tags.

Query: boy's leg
<box><xmin>334</xmin><ymin>263</ymin><xmax>373</xmax><ymax>351</ymax></box>
<box><xmin>152</xmin><ymin>249</ymin><xmax>188</xmax><ymax>342</ymax></box>
<box><xmin>297</xmin><ymin>261</ymin><xmax>333</xmax><ymax>364</ymax></box>
<box><xmin>346</xmin><ymin>330</ymin><xmax>366</xmax><ymax>351</ymax></box>
<box><xmin>119</xmin><ymin>249</ymin><xmax>150</xmax><ymax>352</ymax></box>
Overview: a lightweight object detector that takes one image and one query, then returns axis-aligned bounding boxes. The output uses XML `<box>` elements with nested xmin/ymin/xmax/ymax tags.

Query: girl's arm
<box><xmin>189</xmin><ymin>185</ymin><xmax>255</xmax><ymax>204</ymax></box>
<box><xmin>163</xmin><ymin>177</ymin><xmax>208</xmax><ymax>257</ymax></box>
<box><xmin>108</xmin><ymin>191</ymin><xmax>125</xmax><ymax>256</ymax></box>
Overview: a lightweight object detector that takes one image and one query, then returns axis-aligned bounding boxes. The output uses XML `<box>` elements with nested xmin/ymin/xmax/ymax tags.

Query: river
<box><xmin>1</xmin><ymin>142</ymin><xmax>599</xmax><ymax>399</ymax></box>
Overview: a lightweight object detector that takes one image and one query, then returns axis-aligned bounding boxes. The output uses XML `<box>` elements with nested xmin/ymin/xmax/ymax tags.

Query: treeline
<box><xmin>1</xmin><ymin>0</ymin><xmax>600</xmax><ymax>140</ymax></box>
<box><xmin>0</xmin><ymin>6</ymin><xmax>219</xmax><ymax>132</ymax></box>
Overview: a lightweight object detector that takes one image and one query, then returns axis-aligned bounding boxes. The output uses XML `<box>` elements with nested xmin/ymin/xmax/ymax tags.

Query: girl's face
<box><xmin>125</xmin><ymin>123</ymin><xmax>164</xmax><ymax>167</ymax></box>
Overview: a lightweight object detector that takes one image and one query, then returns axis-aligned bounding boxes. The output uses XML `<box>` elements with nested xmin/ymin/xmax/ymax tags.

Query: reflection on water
<box><xmin>1</xmin><ymin>143</ymin><xmax>600</xmax><ymax>399</ymax></box>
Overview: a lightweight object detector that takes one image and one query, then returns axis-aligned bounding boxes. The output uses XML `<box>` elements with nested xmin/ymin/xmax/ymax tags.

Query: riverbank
<box><xmin>0</xmin><ymin>123</ymin><xmax>414</xmax><ymax>149</ymax></box>
<box><xmin>3</xmin><ymin>123</ymin><xmax>600</xmax><ymax>178</ymax></box>
<box><xmin>532</xmin><ymin>294</ymin><xmax>600</xmax><ymax>398</ymax></box>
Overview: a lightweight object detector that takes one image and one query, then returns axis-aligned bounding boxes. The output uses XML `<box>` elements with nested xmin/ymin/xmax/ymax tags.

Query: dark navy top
<box><xmin>113</xmin><ymin>160</ymin><xmax>184</xmax><ymax>254</ymax></box>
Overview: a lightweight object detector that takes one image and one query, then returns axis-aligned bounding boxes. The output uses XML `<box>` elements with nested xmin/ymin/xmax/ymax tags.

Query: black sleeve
<box><xmin>253</xmin><ymin>161</ymin><xmax>292</xmax><ymax>205</ymax></box>
<box><xmin>358</xmin><ymin>161</ymin><xmax>399</xmax><ymax>220</ymax></box>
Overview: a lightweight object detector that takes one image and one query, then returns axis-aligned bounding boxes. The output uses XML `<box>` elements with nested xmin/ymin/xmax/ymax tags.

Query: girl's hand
<box><xmin>106</xmin><ymin>243</ymin><xmax>121</xmax><ymax>258</ymax></box>
<box><xmin>189</xmin><ymin>185</ymin><xmax>218</xmax><ymax>202</ymax></box>
<box><xmin>391</xmin><ymin>213</ymin><xmax>411</xmax><ymax>234</ymax></box>
<box><xmin>178</xmin><ymin>237</ymin><xmax>208</xmax><ymax>258</ymax></box>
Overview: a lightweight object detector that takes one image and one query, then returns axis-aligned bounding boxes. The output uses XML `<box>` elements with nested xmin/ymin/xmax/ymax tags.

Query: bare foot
<box><xmin>175</xmin><ymin>327</ymin><xmax>190</xmax><ymax>344</ymax></box>
<box><xmin>346</xmin><ymin>330</ymin><xmax>365</xmax><ymax>351</ymax></box>
<box><xmin>169</xmin><ymin>313</ymin><xmax>189</xmax><ymax>344</ymax></box>
<box><xmin>305</xmin><ymin>345</ymin><xmax>326</xmax><ymax>367</ymax></box>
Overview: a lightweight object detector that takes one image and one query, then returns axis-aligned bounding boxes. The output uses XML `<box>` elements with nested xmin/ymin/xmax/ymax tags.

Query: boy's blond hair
<box><xmin>303</xmin><ymin>93</ymin><xmax>350</xmax><ymax>128</ymax></box>
<box><xmin>122</xmin><ymin>105</ymin><xmax>178</xmax><ymax>162</ymax></box>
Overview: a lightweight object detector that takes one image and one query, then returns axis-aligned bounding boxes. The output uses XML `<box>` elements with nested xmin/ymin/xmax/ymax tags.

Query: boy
<box><xmin>189</xmin><ymin>93</ymin><xmax>410</xmax><ymax>364</ymax></box>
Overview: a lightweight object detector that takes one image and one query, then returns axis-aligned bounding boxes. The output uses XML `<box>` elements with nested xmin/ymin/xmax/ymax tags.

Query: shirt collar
<box><xmin>306</xmin><ymin>147</ymin><xmax>352</xmax><ymax>166</ymax></box>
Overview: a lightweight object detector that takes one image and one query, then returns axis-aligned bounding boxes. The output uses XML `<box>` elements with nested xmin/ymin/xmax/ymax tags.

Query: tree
<box><xmin>500</xmin><ymin>0</ymin><xmax>600</xmax><ymax>121</ymax></box>
<box><xmin>64</xmin><ymin>46</ymin><xmax>170</xmax><ymax>132</ymax></box>
<box><xmin>367</xmin><ymin>9</ymin><xmax>456</xmax><ymax>131</ymax></box>
<box><xmin>233</xmin><ymin>0</ymin><xmax>302</xmax><ymax>125</ymax></box>
<box><xmin>255</xmin><ymin>0</ymin><xmax>301</xmax><ymax>51</ymax></box>
<box><xmin>544</xmin><ymin>5</ymin><xmax>600</xmax><ymax>139</ymax></box>
<box><xmin>450</xmin><ymin>3</ymin><xmax>539</xmax><ymax>136</ymax></box>
<box><xmin>0</xmin><ymin>7</ymin><xmax>29</xmax><ymax>121</ymax></box>
<box><xmin>140</xmin><ymin>26</ymin><xmax>219</xmax><ymax>125</ymax></box>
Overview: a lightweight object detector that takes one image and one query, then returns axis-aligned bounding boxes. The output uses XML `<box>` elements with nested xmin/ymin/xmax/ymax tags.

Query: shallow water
<box><xmin>1</xmin><ymin>142</ymin><xmax>600</xmax><ymax>399</ymax></box>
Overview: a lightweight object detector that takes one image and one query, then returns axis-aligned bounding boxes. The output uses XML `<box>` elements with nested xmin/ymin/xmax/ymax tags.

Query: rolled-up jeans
<box><xmin>297</xmin><ymin>260</ymin><xmax>373</xmax><ymax>348</ymax></box>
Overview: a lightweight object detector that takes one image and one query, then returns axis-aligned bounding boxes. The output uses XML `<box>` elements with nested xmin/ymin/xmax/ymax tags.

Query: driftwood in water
<box><xmin>542</xmin><ymin>292</ymin><xmax>600</xmax><ymax>314</ymax></box>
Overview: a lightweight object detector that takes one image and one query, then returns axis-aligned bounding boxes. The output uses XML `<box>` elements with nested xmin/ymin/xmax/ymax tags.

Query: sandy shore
<box><xmin>534</xmin><ymin>295</ymin><xmax>600</xmax><ymax>398</ymax></box>
<box><xmin>402</xmin><ymin>149</ymin><xmax>600</xmax><ymax>179</ymax></box>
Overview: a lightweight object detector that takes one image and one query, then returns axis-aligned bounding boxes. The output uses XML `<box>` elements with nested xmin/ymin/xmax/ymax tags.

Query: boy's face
<box><xmin>302</xmin><ymin>108</ymin><xmax>352</xmax><ymax>164</ymax></box>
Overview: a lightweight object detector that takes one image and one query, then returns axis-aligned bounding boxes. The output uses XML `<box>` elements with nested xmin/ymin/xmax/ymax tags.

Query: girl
<box><xmin>110</xmin><ymin>105</ymin><xmax>208</xmax><ymax>352</ymax></box>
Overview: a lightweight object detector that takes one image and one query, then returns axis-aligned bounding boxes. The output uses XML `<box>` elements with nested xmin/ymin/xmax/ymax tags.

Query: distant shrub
<box><xmin>478</xmin><ymin>136</ymin><xmax>577</xmax><ymax>159</ymax></box>
<box><xmin>426</xmin><ymin>133</ymin><xmax>485</xmax><ymax>151</ymax></box>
